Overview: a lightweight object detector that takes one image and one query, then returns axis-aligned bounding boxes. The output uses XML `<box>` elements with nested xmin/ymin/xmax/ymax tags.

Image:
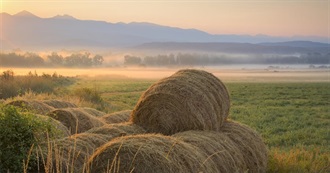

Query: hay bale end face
<box><xmin>101</xmin><ymin>110</ymin><xmax>132</xmax><ymax>124</ymax></box>
<box><xmin>173</xmin><ymin>130</ymin><xmax>248</xmax><ymax>173</ymax></box>
<box><xmin>130</xmin><ymin>69</ymin><xmax>230</xmax><ymax>135</ymax></box>
<box><xmin>87</xmin><ymin>134</ymin><xmax>219</xmax><ymax>173</ymax></box>
<box><xmin>220</xmin><ymin>120</ymin><xmax>268</xmax><ymax>173</ymax></box>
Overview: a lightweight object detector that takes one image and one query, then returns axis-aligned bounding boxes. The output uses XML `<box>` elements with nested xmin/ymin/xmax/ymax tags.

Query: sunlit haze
<box><xmin>1</xmin><ymin>0</ymin><xmax>329</xmax><ymax>37</ymax></box>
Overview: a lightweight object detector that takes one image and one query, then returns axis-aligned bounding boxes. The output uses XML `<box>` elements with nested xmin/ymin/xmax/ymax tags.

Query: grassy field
<box><xmin>69</xmin><ymin>77</ymin><xmax>330</xmax><ymax>172</ymax></box>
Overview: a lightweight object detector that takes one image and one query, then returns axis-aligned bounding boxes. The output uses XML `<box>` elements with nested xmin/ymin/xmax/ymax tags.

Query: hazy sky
<box><xmin>1</xmin><ymin>0</ymin><xmax>329</xmax><ymax>37</ymax></box>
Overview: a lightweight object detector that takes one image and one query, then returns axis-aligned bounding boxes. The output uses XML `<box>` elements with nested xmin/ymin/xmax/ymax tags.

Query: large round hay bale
<box><xmin>6</xmin><ymin>100</ymin><xmax>54</xmax><ymax>115</ymax></box>
<box><xmin>101</xmin><ymin>110</ymin><xmax>131</xmax><ymax>124</ymax></box>
<box><xmin>219</xmin><ymin>120</ymin><xmax>268</xmax><ymax>173</ymax></box>
<box><xmin>173</xmin><ymin>130</ymin><xmax>247</xmax><ymax>173</ymax></box>
<box><xmin>42</xmin><ymin>99</ymin><xmax>78</xmax><ymax>109</ymax></box>
<box><xmin>130</xmin><ymin>69</ymin><xmax>230</xmax><ymax>135</ymax></box>
<box><xmin>87</xmin><ymin>134</ymin><xmax>219</xmax><ymax>173</ymax></box>
<box><xmin>47</xmin><ymin>108</ymin><xmax>105</xmax><ymax>134</ymax></box>
<box><xmin>86</xmin><ymin>122</ymin><xmax>146</xmax><ymax>138</ymax></box>
<box><xmin>33</xmin><ymin>114</ymin><xmax>70</xmax><ymax>141</ymax></box>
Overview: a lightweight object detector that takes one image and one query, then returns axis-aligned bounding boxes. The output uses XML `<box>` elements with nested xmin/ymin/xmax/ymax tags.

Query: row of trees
<box><xmin>0</xmin><ymin>52</ymin><xmax>104</xmax><ymax>67</ymax></box>
<box><xmin>124</xmin><ymin>52</ymin><xmax>330</xmax><ymax>66</ymax></box>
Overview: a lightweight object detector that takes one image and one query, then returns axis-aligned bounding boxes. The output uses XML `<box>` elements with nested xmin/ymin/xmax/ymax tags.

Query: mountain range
<box><xmin>0</xmin><ymin>10</ymin><xmax>329</xmax><ymax>52</ymax></box>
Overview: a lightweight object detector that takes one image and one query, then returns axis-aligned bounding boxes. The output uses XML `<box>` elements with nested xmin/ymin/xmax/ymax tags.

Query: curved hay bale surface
<box><xmin>47</xmin><ymin>108</ymin><xmax>105</xmax><ymax>134</ymax></box>
<box><xmin>42</xmin><ymin>99</ymin><xmax>78</xmax><ymax>109</ymax></box>
<box><xmin>131</xmin><ymin>69</ymin><xmax>230</xmax><ymax>135</ymax></box>
<box><xmin>86</xmin><ymin>122</ymin><xmax>146</xmax><ymax>138</ymax></box>
<box><xmin>101</xmin><ymin>110</ymin><xmax>132</xmax><ymax>124</ymax></box>
<box><xmin>6</xmin><ymin>100</ymin><xmax>54</xmax><ymax>115</ymax></box>
<box><xmin>173</xmin><ymin>130</ymin><xmax>247</xmax><ymax>173</ymax></box>
<box><xmin>33</xmin><ymin>114</ymin><xmax>70</xmax><ymax>141</ymax></box>
<box><xmin>87</xmin><ymin>134</ymin><xmax>219</xmax><ymax>173</ymax></box>
<box><xmin>81</xmin><ymin>107</ymin><xmax>107</xmax><ymax>117</ymax></box>
<box><xmin>220</xmin><ymin>120</ymin><xmax>268</xmax><ymax>173</ymax></box>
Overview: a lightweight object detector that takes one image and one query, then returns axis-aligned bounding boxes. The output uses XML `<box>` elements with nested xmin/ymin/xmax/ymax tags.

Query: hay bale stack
<box><xmin>101</xmin><ymin>110</ymin><xmax>131</xmax><ymax>124</ymax></box>
<box><xmin>47</xmin><ymin>108</ymin><xmax>105</xmax><ymax>134</ymax></box>
<box><xmin>130</xmin><ymin>69</ymin><xmax>230</xmax><ymax>135</ymax></box>
<box><xmin>219</xmin><ymin>120</ymin><xmax>268</xmax><ymax>173</ymax></box>
<box><xmin>87</xmin><ymin>134</ymin><xmax>219</xmax><ymax>173</ymax></box>
<box><xmin>33</xmin><ymin>114</ymin><xmax>70</xmax><ymax>141</ymax></box>
<box><xmin>81</xmin><ymin>107</ymin><xmax>106</xmax><ymax>117</ymax></box>
<box><xmin>6</xmin><ymin>100</ymin><xmax>54</xmax><ymax>115</ymax></box>
<box><xmin>86</xmin><ymin>122</ymin><xmax>146</xmax><ymax>138</ymax></box>
<box><xmin>173</xmin><ymin>130</ymin><xmax>247</xmax><ymax>173</ymax></box>
<box><xmin>42</xmin><ymin>99</ymin><xmax>78</xmax><ymax>109</ymax></box>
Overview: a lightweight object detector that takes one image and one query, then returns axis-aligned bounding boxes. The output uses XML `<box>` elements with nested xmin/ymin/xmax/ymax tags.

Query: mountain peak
<box><xmin>14</xmin><ymin>10</ymin><xmax>38</xmax><ymax>18</ymax></box>
<box><xmin>52</xmin><ymin>14</ymin><xmax>76</xmax><ymax>20</ymax></box>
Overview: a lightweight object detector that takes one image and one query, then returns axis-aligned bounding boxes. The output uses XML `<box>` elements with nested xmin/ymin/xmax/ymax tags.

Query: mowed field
<box><xmin>67</xmin><ymin>68</ymin><xmax>329</xmax><ymax>172</ymax></box>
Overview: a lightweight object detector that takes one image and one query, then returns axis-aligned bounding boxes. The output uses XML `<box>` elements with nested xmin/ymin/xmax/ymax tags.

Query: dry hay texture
<box><xmin>38</xmin><ymin>123</ymin><xmax>146</xmax><ymax>172</ymax></box>
<box><xmin>172</xmin><ymin>130</ymin><xmax>248</xmax><ymax>173</ymax></box>
<box><xmin>220</xmin><ymin>120</ymin><xmax>268</xmax><ymax>173</ymax></box>
<box><xmin>47</xmin><ymin>108</ymin><xmax>105</xmax><ymax>134</ymax></box>
<box><xmin>101</xmin><ymin>110</ymin><xmax>132</xmax><ymax>124</ymax></box>
<box><xmin>6</xmin><ymin>99</ymin><xmax>54</xmax><ymax>115</ymax></box>
<box><xmin>130</xmin><ymin>69</ymin><xmax>230</xmax><ymax>135</ymax></box>
<box><xmin>81</xmin><ymin>107</ymin><xmax>107</xmax><ymax>117</ymax></box>
<box><xmin>42</xmin><ymin>99</ymin><xmax>78</xmax><ymax>109</ymax></box>
<box><xmin>87</xmin><ymin>133</ymin><xmax>220</xmax><ymax>173</ymax></box>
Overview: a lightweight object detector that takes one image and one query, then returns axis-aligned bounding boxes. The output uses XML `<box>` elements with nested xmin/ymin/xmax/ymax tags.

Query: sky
<box><xmin>0</xmin><ymin>0</ymin><xmax>329</xmax><ymax>38</ymax></box>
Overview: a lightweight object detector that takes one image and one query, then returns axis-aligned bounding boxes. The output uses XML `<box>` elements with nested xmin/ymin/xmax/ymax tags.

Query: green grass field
<box><xmin>70</xmin><ymin>78</ymin><xmax>330</xmax><ymax>172</ymax></box>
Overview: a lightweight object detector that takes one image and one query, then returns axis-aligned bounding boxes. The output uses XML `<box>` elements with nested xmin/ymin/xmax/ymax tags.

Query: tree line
<box><xmin>0</xmin><ymin>52</ymin><xmax>104</xmax><ymax>67</ymax></box>
<box><xmin>124</xmin><ymin>52</ymin><xmax>330</xmax><ymax>66</ymax></box>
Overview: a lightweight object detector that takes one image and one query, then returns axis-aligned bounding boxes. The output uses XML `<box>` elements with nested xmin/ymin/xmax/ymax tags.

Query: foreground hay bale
<box><xmin>42</xmin><ymin>99</ymin><xmax>78</xmax><ymax>109</ymax></box>
<box><xmin>220</xmin><ymin>120</ymin><xmax>268</xmax><ymax>173</ymax></box>
<box><xmin>87</xmin><ymin>134</ymin><xmax>219</xmax><ymax>173</ymax></box>
<box><xmin>173</xmin><ymin>130</ymin><xmax>247</xmax><ymax>173</ymax></box>
<box><xmin>7</xmin><ymin>100</ymin><xmax>54</xmax><ymax>115</ymax></box>
<box><xmin>101</xmin><ymin>110</ymin><xmax>131</xmax><ymax>124</ymax></box>
<box><xmin>38</xmin><ymin>123</ymin><xmax>146</xmax><ymax>172</ymax></box>
<box><xmin>47</xmin><ymin>108</ymin><xmax>105</xmax><ymax>134</ymax></box>
<box><xmin>131</xmin><ymin>69</ymin><xmax>230</xmax><ymax>135</ymax></box>
<box><xmin>33</xmin><ymin>114</ymin><xmax>70</xmax><ymax>141</ymax></box>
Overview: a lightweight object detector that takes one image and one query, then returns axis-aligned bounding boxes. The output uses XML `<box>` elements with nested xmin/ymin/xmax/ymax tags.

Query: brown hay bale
<box><xmin>42</xmin><ymin>99</ymin><xmax>78</xmax><ymax>109</ymax></box>
<box><xmin>87</xmin><ymin>134</ymin><xmax>219</xmax><ymax>173</ymax></box>
<box><xmin>6</xmin><ymin>100</ymin><xmax>54</xmax><ymax>115</ymax></box>
<box><xmin>131</xmin><ymin>69</ymin><xmax>230</xmax><ymax>135</ymax></box>
<box><xmin>81</xmin><ymin>107</ymin><xmax>106</xmax><ymax>117</ymax></box>
<box><xmin>86</xmin><ymin>122</ymin><xmax>146</xmax><ymax>138</ymax></box>
<box><xmin>47</xmin><ymin>108</ymin><xmax>105</xmax><ymax>134</ymax></box>
<box><xmin>33</xmin><ymin>114</ymin><xmax>70</xmax><ymax>140</ymax></box>
<box><xmin>101</xmin><ymin>110</ymin><xmax>131</xmax><ymax>124</ymax></box>
<box><xmin>219</xmin><ymin>120</ymin><xmax>268</xmax><ymax>173</ymax></box>
<box><xmin>173</xmin><ymin>130</ymin><xmax>248</xmax><ymax>173</ymax></box>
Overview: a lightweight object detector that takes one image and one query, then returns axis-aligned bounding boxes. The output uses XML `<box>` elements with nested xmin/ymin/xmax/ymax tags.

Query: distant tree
<box><xmin>92</xmin><ymin>54</ymin><xmax>104</xmax><ymax>66</ymax></box>
<box><xmin>124</xmin><ymin>55</ymin><xmax>141</xmax><ymax>65</ymax></box>
<box><xmin>47</xmin><ymin>52</ymin><xmax>64</xmax><ymax>66</ymax></box>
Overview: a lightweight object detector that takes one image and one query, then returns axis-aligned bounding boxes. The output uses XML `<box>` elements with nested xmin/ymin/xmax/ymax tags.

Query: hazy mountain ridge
<box><xmin>0</xmin><ymin>11</ymin><xmax>329</xmax><ymax>51</ymax></box>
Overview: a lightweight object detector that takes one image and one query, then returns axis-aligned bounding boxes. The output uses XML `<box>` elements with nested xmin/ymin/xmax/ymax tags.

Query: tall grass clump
<box><xmin>0</xmin><ymin>105</ymin><xmax>60</xmax><ymax>172</ymax></box>
<box><xmin>0</xmin><ymin>70</ymin><xmax>75</xmax><ymax>99</ymax></box>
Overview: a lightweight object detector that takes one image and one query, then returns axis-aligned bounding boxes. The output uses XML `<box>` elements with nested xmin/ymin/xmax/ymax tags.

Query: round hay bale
<box><xmin>33</xmin><ymin>114</ymin><xmax>70</xmax><ymax>141</ymax></box>
<box><xmin>87</xmin><ymin>134</ymin><xmax>219</xmax><ymax>173</ymax></box>
<box><xmin>6</xmin><ymin>100</ymin><xmax>54</xmax><ymax>115</ymax></box>
<box><xmin>173</xmin><ymin>130</ymin><xmax>247</xmax><ymax>173</ymax></box>
<box><xmin>130</xmin><ymin>69</ymin><xmax>230</xmax><ymax>135</ymax></box>
<box><xmin>86</xmin><ymin>122</ymin><xmax>146</xmax><ymax>139</ymax></box>
<box><xmin>219</xmin><ymin>120</ymin><xmax>268</xmax><ymax>173</ymax></box>
<box><xmin>81</xmin><ymin>107</ymin><xmax>106</xmax><ymax>117</ymax></box>
<box><xmin>42</xmin><ymin>99</ymin><xmax>78</xmax><ymax>109</ymax></box>
<box><xmin>47</xmin><ymin>108</ymin><xmax>105</xmax><ymax>134</ymax></box>
<box><xmin>101</xmin><ymin>110</ymin><xmax>131</xmax><ymax>124</ymax></box>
